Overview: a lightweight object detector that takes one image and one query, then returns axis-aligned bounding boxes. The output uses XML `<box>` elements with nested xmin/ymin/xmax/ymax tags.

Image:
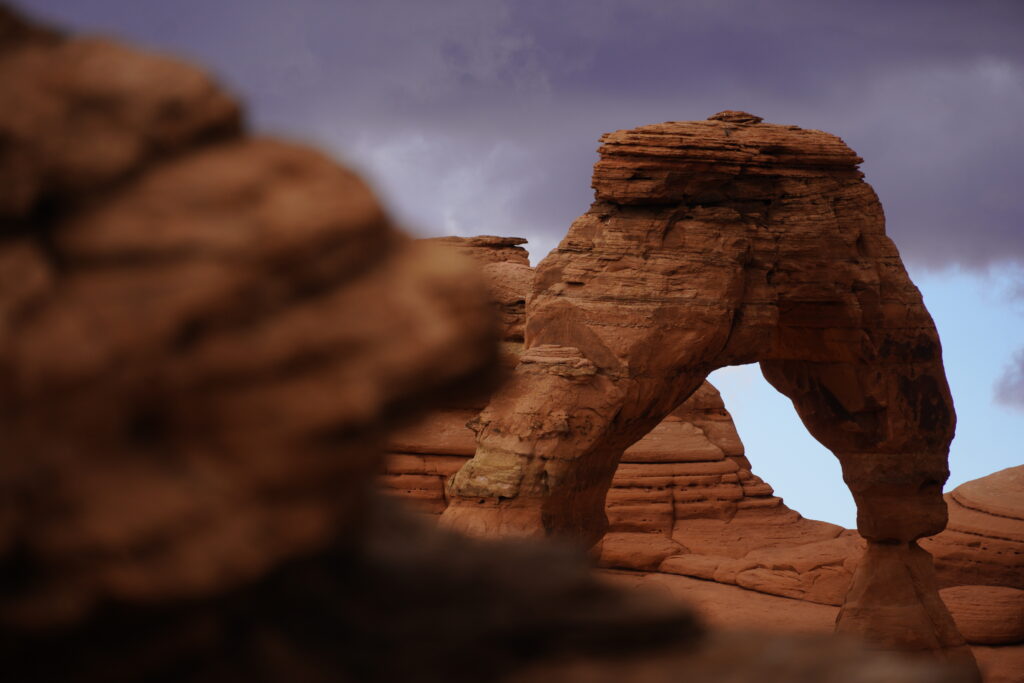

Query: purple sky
<box><xmin>22</xmin><ymin>0</ymin><xmax>1024</xmax><ymax>266</ymax></box>
<box><xmin>18</xmin><ymin>0</ymin><xmax>1024</xmax><ymax>525</ymax></box>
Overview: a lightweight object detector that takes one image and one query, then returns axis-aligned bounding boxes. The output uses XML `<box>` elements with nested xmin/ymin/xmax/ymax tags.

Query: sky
<box><xmin>20</xmin><ymin>0</ymin><xmax>1024</xmax><ymax>528</ymax></box>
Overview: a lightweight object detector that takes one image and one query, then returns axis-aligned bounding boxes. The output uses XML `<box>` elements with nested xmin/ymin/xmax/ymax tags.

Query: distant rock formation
<box><xmin>925</xmin><ymin>464</ymin><xmax>1024</xmax><ymax>677</ymax></box>
<box><xmin>387</xmin><ymin>238</ymin><xmax>1024</xmax><ymax>679</ymax></box>
<box><xmin>386</xmin><ymin>238</ymin><xmax>858</xmax><ymax>606</ymax></box>
<box><xmin>922</xmin><ymin>465</ymin><xmax>1024</xmax><ymax>590</ymax></box>
<box><xmin>436</xmin><ymin>114</ymin><xmax>968</xmax><ymax>663</ymax></box>
<box><xmin>424</xmin><ymin>235</ymin><xmax>533</xmax><ymax>342</ymax></box>
<box><xmin>940</xmin><ymin>586</ymin><xmax>1024</xmax><ymax>647</ymax></box>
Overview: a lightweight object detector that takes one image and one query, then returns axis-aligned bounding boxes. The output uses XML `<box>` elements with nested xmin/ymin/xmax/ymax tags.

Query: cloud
<box><xmin>994</xmin><ymin>268</ymin><xmax>1024</xmax><ymax>410</ymax></box>
<box><xmin>23</xmin><ymin>0</ymin><xmax>1024</xmax><ymax>268</ymax></box>
<box><xmin>996</xmin><ymin>348</ymin><xmax>1024</xmax><ymax>409</ymax></box>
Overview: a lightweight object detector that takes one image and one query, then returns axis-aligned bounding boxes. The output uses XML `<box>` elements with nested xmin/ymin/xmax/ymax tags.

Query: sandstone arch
<box><xmin>441</xmin><ymin>112</ymin><xmax>968</xmax><ymax>661</ymax></box>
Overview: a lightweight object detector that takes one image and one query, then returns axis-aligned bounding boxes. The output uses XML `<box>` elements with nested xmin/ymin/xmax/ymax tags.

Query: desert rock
<box><xmin>0</xmin><ymin>0</ymin><xmax>496</xmax><ymax>639</ymax></box>
<box><xmin>0</xmin><ymin>7</ymin><xmax>241</xmax><ymax>220</ymax></box>
<box><xmin>940</xmin><ymin>586</ymin><xmax>1024</xmax><ymax>646</ymax></box>
<box><xmin>922</xmin><ymin>465</ymin><xmax>1024</xmax><ymax>590</ymax></box>
<box><xmin>424</xmin><ymin>235</ymin><xmax>533</xmax><ymax>342</ymax></box>
<box><xmin>384</xmin><ymin>244</ymin><xmax>860</xmax><ymax>606</ymax></box>
<box><xmin>439</xmin><ymin>113</ymin><xmax>967</xmax><ymax>662</ymax></box>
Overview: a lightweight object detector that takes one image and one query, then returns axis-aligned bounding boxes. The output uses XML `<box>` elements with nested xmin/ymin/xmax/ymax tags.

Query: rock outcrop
<box><xmin>0</xmin><ymin>7</ymin><xmax>977</xmax><ymax>683</ymax></box>
<box><xmin>424</xmin><ymin>236</ymin><xmax>533</xmax><ymax>342</ymax></box>
<box><xmin>386</xmin><ymin>260</ymin><xmax>860</xmax><ymax>605</ymax></box>
<box><xmin>923</xmin><ymin>464</ymin><xmax>1024</xmax><ymax>680</ymax></box>
<box><xmin>439</xmin><ymin>114</ymin><xmax>969</xmax><ymax>663</ymax></box>
<box><xmin>922</xmin><ymin>465</ymin><xmax>1024</xmax><ymax>591</ymax></box>
<box><xmin>940</xmin><ymin>586</ymin><xmax>1024</xmax><ymax>646</ymax></box>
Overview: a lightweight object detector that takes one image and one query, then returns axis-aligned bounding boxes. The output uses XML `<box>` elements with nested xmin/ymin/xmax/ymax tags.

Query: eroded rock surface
<box><xmin>0</xmin><ymin>9</ymin><xmax>709</xmax><ymax>680</ymax></box>
<box><xmin>387</xmin><ymin>369</ymin><xmax>860</xmax><ymax>605</ymax></box>
<box><xmin>439</xmin><ymin>114</ymin><xmax>968</xmax><ymax>662</ymax></box>
<box><xmin>386</xmin><ymin>239</ymin><xmax>862</xmax><ymax>605</ymax></box>
<box><xmin>940</xmin><ymin>586</ymin><xmax>1024</xmax><ymax>646</ymax></box>
<box><xmin>423</xmin><ymin>235</ymin><xmax>533</xmax><ymax>343</ymax></box>
<box><xmin>389</xmin><ymin>238</ymin><xmax>1024</xmax><ymax>680</ymax></box>
<box><xmin>922</xmin><ymin>465</ymin><xmax>1024</xmax><ymax>591</ymax></box>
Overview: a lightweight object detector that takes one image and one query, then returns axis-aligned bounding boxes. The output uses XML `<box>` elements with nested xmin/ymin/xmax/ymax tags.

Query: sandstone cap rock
<box><xmin>707</xmin><ymin>110</ymin><xmax>764</xmax><ymax>124</ymax></box>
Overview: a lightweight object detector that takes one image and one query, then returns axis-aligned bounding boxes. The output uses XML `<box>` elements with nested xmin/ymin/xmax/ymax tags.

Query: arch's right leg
<box><xmin>760</xmin><ymin>354</ymin><xmax>974</xmax><ymax>668</ymax></box>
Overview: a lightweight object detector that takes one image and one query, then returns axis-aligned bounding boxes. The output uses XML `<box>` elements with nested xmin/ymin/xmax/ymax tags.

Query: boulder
<box><xmin>923</xmin><ymin>466</ymin><xmax>1024</xmax><ymax>590</ymax></box>
<box><xmin>941</xmin><ymin>585</ymin><xmax>1024</xmax><ymax>645</ymax></box>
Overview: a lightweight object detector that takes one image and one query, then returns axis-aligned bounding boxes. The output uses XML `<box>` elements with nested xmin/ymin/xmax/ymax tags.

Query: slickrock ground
<box><xmin>0</xmin><ymin>6</ymin><xmax>977</xmax><ymax>683</ymax></box>
<box><xmin>606</xmin><ymin>572</ymin><xmax>1024</xmax><ymax>683</ymax></box>
<box><xmin>436</xmin><ymin>107</ymin><xmax>972</xmax><ymax>665</ymax></box>
<box><xmin>387</xmin><ymin>361</ymin><xmax>1023</xmax><ymax>683</ymax></box>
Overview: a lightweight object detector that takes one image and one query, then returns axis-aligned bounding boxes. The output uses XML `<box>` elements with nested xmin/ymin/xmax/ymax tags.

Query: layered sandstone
<box><xmin>940</xmin><ymin>586</ymin><xmax>1024</xmax><ymax>646</ymax></box>
<box><xmin>439</xmin><ymin>112</ymin><xmax>969</xmax><ymax>663</ymax></box>
<box><xmin>386</xmin><ymin>237</ymin><xmax>860</xmax><ymax>603</ymax></box>
<box><xmin>384</xmin><ymin>236</ymin><xmax>1024</xmax><ymax>677</ymax></box>
<box><xmin>387</xmin><ymin>365</ymin><xmax>859</xmax><ymax>605</ymax></box>
<box><xmin>423</xmin><ymin>235</ymin><xmax>533</xmax><ymax>343</ymax></box>
<box><xmin>0</xmin><ymin>10</ymin><xmax>701</xmax><ymax>679</ymax></box>
<box><xmin>922</xmin><ymin>465</ymin><xmax>1024</xmax><ymax>590</ymax></box>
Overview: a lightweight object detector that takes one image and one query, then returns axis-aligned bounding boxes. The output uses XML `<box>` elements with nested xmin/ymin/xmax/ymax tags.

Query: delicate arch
<box><xmin>441</xmin><ymin>112</ymin><xmax>969</xmax><ymax>662</ymax></box>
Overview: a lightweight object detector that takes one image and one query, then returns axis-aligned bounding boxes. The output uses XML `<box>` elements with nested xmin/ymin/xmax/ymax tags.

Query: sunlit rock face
<box><xmin>431</xmin><ymin>113</ymin><xmax>968</xmax><ymax>663</ymax></box>
<box><xmin>384</xmin><ymin>241</ymin><xmax>857</xmax><ymax>605</ymax></box>
<box><xmin>389</xmin><ymin>237</ymin><xmax>1024</xmax><ymax>679</ymax></box>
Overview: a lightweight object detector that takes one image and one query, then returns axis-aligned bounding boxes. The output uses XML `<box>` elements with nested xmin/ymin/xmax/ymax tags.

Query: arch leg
<box><xmin>761</xmin><ymin>358</ymin><xmax>975</xmax><ymax>667</ymax></box>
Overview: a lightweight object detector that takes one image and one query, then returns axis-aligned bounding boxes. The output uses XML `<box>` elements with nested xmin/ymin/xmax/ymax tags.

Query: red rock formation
<box><xmin>924</xmin><ymin>465</ymin><xmax>1024</xmax><ymax>680</ymax></box>
<box><xmin>424</xmin><ymin>236</ymin><xmax>533</xmax><ymax>343</ymax></box>
<box><xmin>385</xmin><ymin>238</ymin><xmax>856</xmax><ymax>603</ymax></box>
<box><xmin>0</xmin><ymin>10</ymin><xmax>704</xmax><ymax>680</ymax></box>
<box><xmin>387</xmin><ymin>359</ymin><xmax>860</xmax><ymax>605</ymax></box>
<box><xmin>0</xmin><ymin>9</ymin><xmax>240</xmax><ymax>219</ymax></box>
<box><xmin>940</xmin><ymin>586</ymin><xmax>1024</xmax><ymax>646</ymax></box>
<box><xmin>922</xmin><ymin>465</ymin><xmax>1024</xmax><ymax>590</ymax></box>
<box><xmin>439</xmin><ymin>113</ymin><xmax>969</xmax><ymax>663</ymax></box>
<box><xmin>382</xmin><ymin>240</ymin><xmax>1020</xmax><ymax>678</ymax></box>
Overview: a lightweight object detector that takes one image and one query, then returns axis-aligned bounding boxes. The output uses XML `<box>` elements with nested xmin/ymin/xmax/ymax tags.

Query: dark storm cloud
<box><xmin>21</xmin><ymin>0</ymin><xmax>1024</xmax><ymax>267</ymax></box>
